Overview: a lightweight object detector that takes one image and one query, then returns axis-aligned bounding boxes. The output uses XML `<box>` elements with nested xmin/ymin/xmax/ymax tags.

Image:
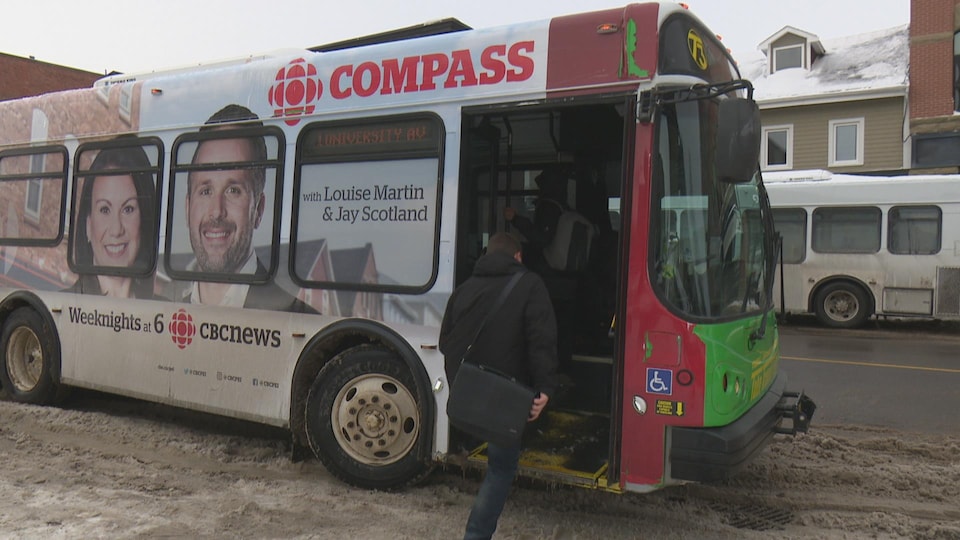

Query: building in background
<box><xmin>742</xmin><ymin>24</ymin><xmax>909</xmax><ymax>176</ymax></box>
<box><xmin>0</xmin><ymin>52</ymin><xmax>102</xmax><ymax>101</ymax></box>
<box><xmin>909</xmin><ymin>0</ymin><xmax>960</xmax><ymax>172</ymax></box>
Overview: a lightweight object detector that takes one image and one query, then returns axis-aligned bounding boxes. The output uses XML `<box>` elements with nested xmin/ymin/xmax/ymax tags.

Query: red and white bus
<box><xmin>0</xmin><ymin>2</ymin><xmax>812</xmax><ymax>493</ymax></box>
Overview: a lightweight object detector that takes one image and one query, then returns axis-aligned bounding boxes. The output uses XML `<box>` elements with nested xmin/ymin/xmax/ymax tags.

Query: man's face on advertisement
<box><xmin>186</xmin><ymin>138</ymin><xmax>264</xmax><ymax>273</ymax></box>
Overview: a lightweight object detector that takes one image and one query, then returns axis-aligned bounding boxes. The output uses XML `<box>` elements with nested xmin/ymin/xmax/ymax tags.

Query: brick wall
<box><xmin>0</xmin><ymin>53</ymin><xmax>101</xmax><ymax>101</ymax></box>
<box><xmin>909</xmin><ymin>0</ymin><xmax>960</xmax><ymax>120</ymax></box>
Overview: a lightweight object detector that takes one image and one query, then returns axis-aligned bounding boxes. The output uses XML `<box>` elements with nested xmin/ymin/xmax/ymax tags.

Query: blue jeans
<box><xmin>463</xmin><ymin>442</ymin><xmax>522</xmax><ymax>540</ymax></box>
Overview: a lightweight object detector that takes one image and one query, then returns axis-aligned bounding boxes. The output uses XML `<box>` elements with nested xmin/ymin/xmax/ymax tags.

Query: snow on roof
<box><xmin>763</xmin><ymin>169</ymin><xmax>960</xmax><ymax>185</ymax></box>
<box><xmin>762</xmin><ymin>169</ymin><xmax>835</xmax><ymax>182</ymax></box>
<box><xmin>739</xmin><ymin>24</ymin><xmax>908</xmax><ymax>104</ymax></box>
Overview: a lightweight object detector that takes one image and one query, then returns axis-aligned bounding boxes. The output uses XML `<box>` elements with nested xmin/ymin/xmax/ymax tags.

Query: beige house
<box><xmin>741</xmin><ymin>25</ymin><xmax>910</xmax><ymax>175</ymax></box>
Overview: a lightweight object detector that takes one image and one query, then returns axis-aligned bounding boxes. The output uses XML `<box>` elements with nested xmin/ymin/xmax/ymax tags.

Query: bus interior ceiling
<box><xmin>456</xmin><ymin>99</ymin><xmax>627</xmax><ymax>483</ymax></box>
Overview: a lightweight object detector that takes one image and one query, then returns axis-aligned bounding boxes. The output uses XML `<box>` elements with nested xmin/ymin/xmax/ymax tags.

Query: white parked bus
<box><xmin>765</xmin><ymin>170</ymin><xmax>960</xmax><ymax>328</ymax></box>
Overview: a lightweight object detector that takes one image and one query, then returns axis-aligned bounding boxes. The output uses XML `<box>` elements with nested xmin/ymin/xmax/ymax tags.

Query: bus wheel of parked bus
<box><xmin>0</xmin><ymin>307</ymin><xmax>67</xmax><ymax>405</ymax></box>
<box><xmin>814</xmin><ymin>281</ymin><xmax>872</xmax><ymax>329</ymax></box>
<box><xmin>304</xmin><ymin>344</ymin><xmax>430</xmax><ymax>490</ymax></box>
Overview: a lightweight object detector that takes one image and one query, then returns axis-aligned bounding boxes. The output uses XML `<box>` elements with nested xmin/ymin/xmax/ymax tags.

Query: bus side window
<box><xmin>0</xmin><ymin>146</ymin><xmax>68</xmax><ymax>246</ymax></box>
<box><xmin>772</xmin><ymin>207</ymin><xmax>807</xmax><ymax>264</ymax></box>
<box><xmin>292</xmin><ymin>114</ymin><xmax>444</xmax><ymax>309</ymax></box>
<box><xmin>888</xmin><ymin>205</ymin><xmax>941</xmax><ymax>255</ymax></box>
<box><xmin>166</xmin><ymin>120</ymin><xmax>287</xmax><ymax>308</ymax></box>
<box><xmin>812</xmin><ymin>206</ymin><xmax>881</xmax><ymax>254</ymax></box>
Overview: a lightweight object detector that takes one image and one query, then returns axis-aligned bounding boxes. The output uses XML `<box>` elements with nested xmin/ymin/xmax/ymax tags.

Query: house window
<box><xmin>761</xmin><ymin>125</ymin><xmax>793</xmax><ymax>170</ymax></box>
<box><xmin>828</xmin><ymin>118</ymin><xmax>864</xmax><ymax>167</ymax></box>
<box><xmin>773</xmin><ymin>44</ymin><xmax>803</xmax><ymax>72</ymax></box>
<box><xmin>913</xmin><ymin>132</ymin><xmax>960</xmax><ymax>168</ymax></box>
<box><xmin>119</xmin><ymin>84</ymin><xmax>133</xmax><ymax>124</ymax></box>
<box><xmin>26</xmin><ymin>109</ymin><xmax>49</xmax><ymax>222</ymax></box>
<box><xmin>25</xmin><ymin>155</ymin><xmax>44</xmax><ymax>220</ymax></box>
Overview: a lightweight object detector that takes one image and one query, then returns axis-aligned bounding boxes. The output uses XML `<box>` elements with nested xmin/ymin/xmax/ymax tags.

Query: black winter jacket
<box><xmin>439</xmin><ymin>252</ymin><xmax>558</xmax><ymax>398</ymax></box>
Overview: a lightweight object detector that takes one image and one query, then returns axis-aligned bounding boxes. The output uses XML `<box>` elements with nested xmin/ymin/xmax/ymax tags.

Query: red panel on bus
<box><xmin>546</xmin><ymin>3</ymin><xmax>659</xmax><ymax>92</ymax></box>
<box><xmin>618</xmin><ymin>124</ymin><xmax>708</xmax><ymax>487</ymax></box>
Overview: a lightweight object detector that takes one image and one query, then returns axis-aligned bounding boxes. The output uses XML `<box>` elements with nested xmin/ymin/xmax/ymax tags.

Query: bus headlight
<box><xmin>722</xmin><ymin>372</ymin><xmax>744</xmax><ymax>396</ymax></box>
<box><xmin>633</xmin><ymin>395</ymin><xmax>647</xmax><ymax>415</ymax></box>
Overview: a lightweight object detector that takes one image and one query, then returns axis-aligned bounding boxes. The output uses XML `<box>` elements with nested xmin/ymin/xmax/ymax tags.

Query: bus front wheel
<box><xmin>0</xmin><ymin>307</ymin><xmax>67</xmax><ymax>404</ymax></box>
<box><xmin>304</xmin><ymin>345</ymin><xmax>431</xmax><ymax>490</ymax></box>
<box><xmin>814</xmin><ymin>282</ymin><xmax>870</xmax><ymax>329</ymax></box>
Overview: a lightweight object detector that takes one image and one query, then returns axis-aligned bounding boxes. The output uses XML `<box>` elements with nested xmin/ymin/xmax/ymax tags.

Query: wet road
<box><xmin>777</xmin><ymin>317</ymin><xmax>960</xmax><ymax>435</ymax></box>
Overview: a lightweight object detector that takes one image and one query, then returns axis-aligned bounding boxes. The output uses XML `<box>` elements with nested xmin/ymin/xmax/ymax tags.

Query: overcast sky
<box><xmin>2</xmin><ymin>0</ymin><xmax>909</xmax><ymax>75</ymax></box>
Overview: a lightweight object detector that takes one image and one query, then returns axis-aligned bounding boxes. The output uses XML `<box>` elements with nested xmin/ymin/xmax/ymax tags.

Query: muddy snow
<box><xmin>0</xmin><ymin>389</ymin><xmax>958</xmax><ymax>540</ymax></box>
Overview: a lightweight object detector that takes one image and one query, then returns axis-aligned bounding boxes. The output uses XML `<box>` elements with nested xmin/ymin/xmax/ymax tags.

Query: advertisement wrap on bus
<box><xmin>0</xmin><ymin>2</ymin><xmax>813</xmax><ymax>494</ymax></box>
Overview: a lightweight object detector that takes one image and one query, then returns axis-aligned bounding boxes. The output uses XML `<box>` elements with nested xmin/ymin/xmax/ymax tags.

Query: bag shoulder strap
<box><xmin>463</xmin><ymin>270</ymin><xmax>525</xmax><ymax>362</ymax></box>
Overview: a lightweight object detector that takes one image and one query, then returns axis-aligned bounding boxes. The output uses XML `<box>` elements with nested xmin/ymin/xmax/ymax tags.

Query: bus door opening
<box><xmin>455</xmin><ymin>99</ymin><xmax>628</xmax><ymax>489</ymax></box>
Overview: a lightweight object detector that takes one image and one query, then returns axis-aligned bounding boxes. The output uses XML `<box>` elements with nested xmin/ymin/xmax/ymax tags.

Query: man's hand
<box><xmin>528</xmin><ymin>392</ymin><xmax>549</xmax><ymax>421</ymax></box>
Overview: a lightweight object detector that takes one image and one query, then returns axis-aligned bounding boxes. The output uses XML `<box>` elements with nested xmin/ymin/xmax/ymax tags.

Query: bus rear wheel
<box><xmin>304</xmin><ymin>345</ymin><xmax>431</xmax><ymax>490</ymax></box>
<box><xmin>0</xmin><ymin>307</ymin><xmax>67</xmax><ymax>404</ymax></box>
<box><xmin>814</xmin><ymin>282</ymin><xmax>870</xmax><ymax>329</ymax></box>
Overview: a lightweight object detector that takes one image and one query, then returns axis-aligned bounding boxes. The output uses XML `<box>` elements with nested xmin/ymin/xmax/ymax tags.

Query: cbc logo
<box><xmin>169</xmin><ymin>309</ymin><xmax>196</xmax><ymax>349</ymax></box>
<box><xmin>269</xmin><ymin>58</ymin><xmax>323</xmax><ymax>126</ymax></box>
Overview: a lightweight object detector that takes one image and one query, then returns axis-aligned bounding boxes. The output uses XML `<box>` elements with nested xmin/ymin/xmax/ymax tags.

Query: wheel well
<box><xmin>289</xmin><ymin>319</ymin><xmax>435</xmax><ymax>459</ymax></box>
<box><xmin>0</xmin><ymin>296</ymin><xmax>35</xmax><ymax>324</ymax></box>
<box><xmin>807</xmin><ymin>277</ymin><xmax>876</xmax><ymax>316</ymax></box>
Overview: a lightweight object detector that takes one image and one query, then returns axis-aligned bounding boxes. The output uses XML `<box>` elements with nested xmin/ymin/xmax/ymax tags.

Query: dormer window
<box><xmin>773</xmin><ymin>44</ymin><xmax>803</xmax><ymax>71</ymax></box>
<box><xmin>760</xmin><ymin>26</ymin><xmax>824</xmax><ymax>75</ymax></box>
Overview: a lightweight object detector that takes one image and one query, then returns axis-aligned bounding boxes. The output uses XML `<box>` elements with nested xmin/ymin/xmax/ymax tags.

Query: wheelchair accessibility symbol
<box><xmin>646</xmin><ymin>368</ymin><xmax>673</xmax><ymax>395</ymax></box>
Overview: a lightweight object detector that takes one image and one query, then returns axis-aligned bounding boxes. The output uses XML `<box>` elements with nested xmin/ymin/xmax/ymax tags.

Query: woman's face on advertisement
<box><xmin>86</xmin><ymin>174</ymin><xmax>141</xmax><ymax>267</ymax></box>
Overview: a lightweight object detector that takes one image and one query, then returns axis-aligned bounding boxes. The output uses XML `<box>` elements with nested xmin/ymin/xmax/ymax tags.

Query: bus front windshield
<box><xmin>651</xmin><ymin>97</ymin><xmax>771</xmax><ymax>321</ymax></box>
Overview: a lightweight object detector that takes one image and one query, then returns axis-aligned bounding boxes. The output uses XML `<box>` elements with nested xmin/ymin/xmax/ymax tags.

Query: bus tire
<box><xmin>0</xmin><ymin>307</ymin><xmax>67</xmax><ymax>404</ymax></box>
<box><xmin>814</xmin><ymin>282</ymin><xmax>870</xmax><ymax>329</ymax></box>
<box><xmin>304</xmin><ymin>345</ymin><xmax>431</xmax><ymax>490</ymax></box>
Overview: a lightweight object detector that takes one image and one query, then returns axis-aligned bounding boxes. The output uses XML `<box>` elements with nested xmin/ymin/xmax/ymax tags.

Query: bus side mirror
<box><xmin>716</xmin><ymin>98</ymin><xmax>761</xmax><ymax>184</ymax></box>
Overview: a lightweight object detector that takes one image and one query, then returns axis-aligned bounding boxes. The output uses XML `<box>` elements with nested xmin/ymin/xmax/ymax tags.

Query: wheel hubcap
<box><xmin>824</xmin><ymin>291</ymin><xmax>858</xmax><ymax>322</ymax></box>
<box><xmin>6</xmin><ymin>327</ymin><xmax>42</xmax><ymax>392</ymax></box>
<box><xmin>332</xmin><ymin>373</ymin><xmax>419</xmax><ymax>466</ymax></box>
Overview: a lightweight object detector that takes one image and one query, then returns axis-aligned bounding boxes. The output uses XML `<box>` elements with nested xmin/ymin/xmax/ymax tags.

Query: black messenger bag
<box><xmin>446</xmin><ymin>271</ymin><xmax>535</xmax><ymax>447</ymax></box>
<box><xmin>447</xmin><ymin>359</ymin><xmax>535</xmax><ymax>448</ymax></box>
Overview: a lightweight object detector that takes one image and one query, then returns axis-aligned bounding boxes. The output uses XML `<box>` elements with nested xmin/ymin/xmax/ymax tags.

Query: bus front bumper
<box><xmin>667</xmin><ymin>373</ymin><xmax>816</xmax><ymax>483</ymax></box>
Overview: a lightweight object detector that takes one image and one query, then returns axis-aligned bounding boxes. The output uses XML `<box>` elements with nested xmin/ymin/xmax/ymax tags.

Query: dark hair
<box><xmin>73</xmin><ymin>144</ymin><xmax>157</xmax><ymax>297</ymax></box>
<box><xmin>190</xmin><ymin>104</ymin><xmax>267</xmax><ymax>196</ymax></box>
<box><xmin>486</xmin><ymin>232</ymin><xmax>521</xmax><ymax>257</ymax></box>
<box><xmin>202</xmin><ymin>104</ymin><xmax>263</xmax><ymax>127</ymax></box>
